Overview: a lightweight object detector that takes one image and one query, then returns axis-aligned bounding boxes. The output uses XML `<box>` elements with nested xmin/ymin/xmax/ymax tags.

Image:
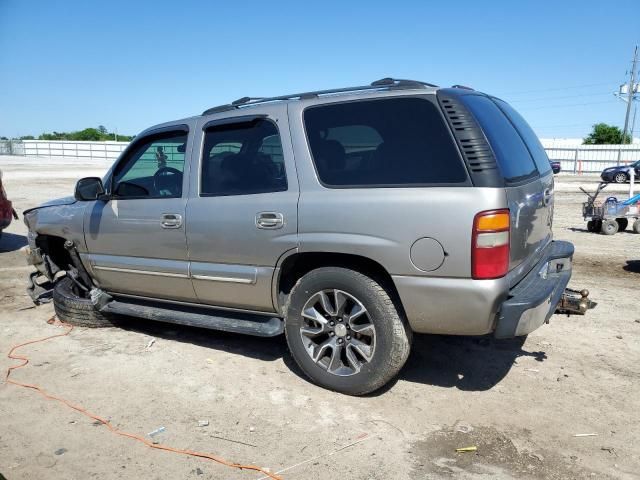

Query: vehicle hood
<box><xmin>602</xmin><ymin>166</ymin><xmax>629</xmax><ymax>172</ymax></box>
<box><xmin>23</xmin><ymin>195</ymin><xmax>77</xmax><ymax>215</ymax></box>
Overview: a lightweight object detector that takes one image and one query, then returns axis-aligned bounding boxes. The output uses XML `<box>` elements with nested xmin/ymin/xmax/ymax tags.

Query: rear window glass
<box><xmin>462</xmin><ymin>95</ymin><xmax>538</xmax><ymax>183</ymax></box>
<box><xmin>494</xmin><ymin>99</ymin><xmax>551</xmax><ymax>175</ymax></box>
<box><xmin>304</xmin><ymin>97</ymin><xmax>467</xmax><ymax>187</ymax></box>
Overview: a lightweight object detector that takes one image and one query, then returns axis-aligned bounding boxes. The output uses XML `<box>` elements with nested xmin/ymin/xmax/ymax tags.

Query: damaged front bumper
<box><xmin>23</xmin><ymin>241</ymin><xmax>61</xmax><ymax>304</ymax></box>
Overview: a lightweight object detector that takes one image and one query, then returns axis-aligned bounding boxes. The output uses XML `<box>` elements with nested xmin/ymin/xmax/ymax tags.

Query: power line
<box><xmin>519</xmin><ymin>100</ymin><xmax>616</xmax><ymax>111</ymax></box>
<box><xmin>530</xmin><ymin>123</ymin><xmax>600</xmax><ymax>128</ymax></box>
<box><xmin>501</xmin><ymin>82</ymin><xmax>616</xmax><ymax>95</ymax></box>
<box><xmin>508</xmin><ymin>91</ymin><xmax>614</xmax><ymax>103</ymax></box>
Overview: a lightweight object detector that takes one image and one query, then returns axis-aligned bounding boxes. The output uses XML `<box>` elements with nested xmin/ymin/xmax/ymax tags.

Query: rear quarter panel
<box><xmin>288</xmin><ymin>98</ymin><xmax>511</xmax><ymax>335</ymax></box>
<box><xmin>287</xmin><ymin>96</ymin><xmax>507</xmax><ymax>279</ymax></box>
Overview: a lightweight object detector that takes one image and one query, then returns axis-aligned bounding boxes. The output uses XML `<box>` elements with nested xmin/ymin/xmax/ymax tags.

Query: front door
<box><xmin>186</xmin><ymin>106</ymin><xmax>298</xmax><ymax>312</ymax></box>
<box><xmin>82</xmin><ymin>126</ymin><xmax>197</xmax><ymax>302</ymax></box>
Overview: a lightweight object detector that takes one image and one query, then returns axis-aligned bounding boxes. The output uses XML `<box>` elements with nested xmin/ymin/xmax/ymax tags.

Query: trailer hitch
<box><xmin>555</xmin><ymin>288</ymin><xmax>597</xmax><ymax>315</ymax></box>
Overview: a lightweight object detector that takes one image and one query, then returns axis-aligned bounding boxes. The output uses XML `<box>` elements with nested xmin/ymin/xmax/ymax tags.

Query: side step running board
<box><xmin>100</xmin><ymin>298</ymin><xmax>284</xmax><ymax>337</ymax></box>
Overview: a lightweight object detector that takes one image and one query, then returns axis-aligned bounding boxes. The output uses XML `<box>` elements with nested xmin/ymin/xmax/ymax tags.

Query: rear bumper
<box><xmin>494</xmin><ymin>240</ymin><xmax>573</xmax><ymax>338</ymax></box>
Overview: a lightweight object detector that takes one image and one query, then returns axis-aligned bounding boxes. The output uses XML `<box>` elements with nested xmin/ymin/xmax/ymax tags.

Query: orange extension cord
<box><xmin>5</xmin><ymin>316</ymin><xmax>283</xmax><ymax>480</ymax></box>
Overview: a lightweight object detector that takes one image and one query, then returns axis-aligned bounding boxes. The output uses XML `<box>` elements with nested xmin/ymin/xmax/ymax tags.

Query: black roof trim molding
<box><xmin>436</xmin><ymin>89</ymin><xmax>504</xmax><ymax>188</ymax></box>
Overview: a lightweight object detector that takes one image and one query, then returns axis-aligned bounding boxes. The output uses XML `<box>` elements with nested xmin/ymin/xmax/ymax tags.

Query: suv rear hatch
<box><xmin>457</xmin><ymin>94</ymin><xmax>554</xmax><ymax>285</ymax></box>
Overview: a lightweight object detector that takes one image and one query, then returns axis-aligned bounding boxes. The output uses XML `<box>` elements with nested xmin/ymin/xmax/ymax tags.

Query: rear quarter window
<box><xmin>304</xmin><ymin>97</ymin><xmax>468</xmax><ymax>187</ymax></box>
<box><xmin>494</xmin><ymin>99</ymin><xmax>552</xmax><ymax>176</ymax></box>
<box><xmin>462</xmin><ymin>95</ymin><xmax>538</xmax><ymax>184</ymax></box>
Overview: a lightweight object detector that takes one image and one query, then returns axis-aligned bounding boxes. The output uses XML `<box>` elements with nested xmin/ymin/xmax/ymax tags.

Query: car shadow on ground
<box><xmin>0</xmin><ymin>232</ymin><xmax>27</xmax><ymax>252</ymax></box>
<box><xmin>391</xmin><ymin>334</ymin><xmax>546</xmax><ymax>393</ymax></box>
<box><xmin>114</xmin><ymin>316</ymin><xmax>288</xmax><ymax>363</ymax></box>
<box><xmin>115</xmin><ymin>316</ymin><xmax>546</xmax><ymax>395</ymax></box>
<box><xmin>568</xmin><ymin>227</ymin><xmax>637</xmax><ymax>235</ymax></box>
<box><xmin>623</xmin><ymin>260</ymin><xmax>640</xmax><ymax>273</ymax></box>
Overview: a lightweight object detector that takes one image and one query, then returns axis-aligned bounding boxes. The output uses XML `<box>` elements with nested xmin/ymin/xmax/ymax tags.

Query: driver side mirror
<box><xmin>75</xmin><ymin>177</ymin><xmax>106</xmax><ymax>201</ymax></box>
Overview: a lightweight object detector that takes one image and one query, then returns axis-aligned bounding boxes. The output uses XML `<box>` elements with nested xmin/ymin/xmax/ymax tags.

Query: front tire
<box><xmin>284</xmin><ymin>267</ymin><xmax>412</xmax><ymax>395</ymax></box>
<box><xmin>53</xmin><ymin>277</ymin><xmax>115</xmax><ymax>327</ymax></box>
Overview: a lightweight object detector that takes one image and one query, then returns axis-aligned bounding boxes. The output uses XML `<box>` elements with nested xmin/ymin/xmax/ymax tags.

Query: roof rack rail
<box><xmin>371</xmin><ymin>77</ymin><xmax>438</xmax><ymax>88</ymax></box>
<box><xmin>201</xmin><ymin>78</ymin><xmax>438</xmax><ymax>115</ymax></box>
<box><xmin>231</xmin><ymin>96</ymin><xmax>265</xmax><ymax>106</ymax></box>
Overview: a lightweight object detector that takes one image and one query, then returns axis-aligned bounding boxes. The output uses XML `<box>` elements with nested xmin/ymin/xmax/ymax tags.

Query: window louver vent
<box><xmin>440</xmin><ymin>97</ymin><xmax>497</xmax><ymax>174</ymax></box>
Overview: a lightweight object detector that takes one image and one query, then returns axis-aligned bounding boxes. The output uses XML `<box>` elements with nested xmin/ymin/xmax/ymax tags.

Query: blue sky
<box><xmin>0</xmin><ymin>0</ymin><xmax>638</xmax><ymax>139</ymax></box>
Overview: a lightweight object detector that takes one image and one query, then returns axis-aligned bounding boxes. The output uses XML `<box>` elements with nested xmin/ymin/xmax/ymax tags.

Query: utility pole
<box><xmin>622</xmin><ymin>45</ymin><xmax>638</xmax><ymax>144</ymax></box>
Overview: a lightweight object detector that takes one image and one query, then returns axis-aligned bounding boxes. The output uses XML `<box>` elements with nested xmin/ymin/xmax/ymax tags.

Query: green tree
<box><xmin>36</xmin><ymin>128</ymin><xmax>133</xmax><ymax>142</ymax></box>
<box><xmin>69</xmin><ymin>128</ymin><xmax>103</xmax><ymax>141</ymax></box>
<box><xmin>583</xmin><ymin>123</ymin><xmax>631</xmax><ymax>145</ymax></box>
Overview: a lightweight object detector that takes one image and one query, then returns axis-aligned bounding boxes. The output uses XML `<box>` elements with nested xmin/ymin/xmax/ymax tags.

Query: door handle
<box><xmin>256</xmin><ymin>212</ymin><xmax>284</xmax><ymax>229</ymax></box>
<box><xmin>161</xmin><ymin>213</ymin><xmax>183</xmax><ymax>229</ymax></box>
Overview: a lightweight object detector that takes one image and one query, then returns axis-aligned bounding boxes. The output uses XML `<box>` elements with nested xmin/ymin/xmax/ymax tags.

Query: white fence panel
<box><xmin>1</xmin><ymin>140</ymin><xmax>640</xmax><ymax>175</ymax></box>
<box><xmin>17</xmin><ymin>140</ymin><xmax>129</xmax><ymax>160</ymax></box>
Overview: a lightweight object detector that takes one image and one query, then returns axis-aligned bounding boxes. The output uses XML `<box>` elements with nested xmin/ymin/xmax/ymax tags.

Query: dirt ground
<box><xmin>0</xmin><ymin>156</ymin><xmax>639</xmax><ymax>480</ymax></box>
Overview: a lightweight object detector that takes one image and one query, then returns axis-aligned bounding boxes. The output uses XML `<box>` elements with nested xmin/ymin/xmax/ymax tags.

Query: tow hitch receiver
<box><xmin>556</xmin><ymin>288</ymin><xmax>597</xmax><ymax>315</ymax></box>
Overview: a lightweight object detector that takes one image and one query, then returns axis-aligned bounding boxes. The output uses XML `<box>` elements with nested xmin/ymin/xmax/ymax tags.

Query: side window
<box><xmin>112</xmin><ymin>132</ymin><xmax>187</xmax><ymax>199</ymax></box>
<box><xmin>304</xmin><ymin>98</ymin><xmax>467</xmax><ymax>187</ymax></box>
<box><xmin>461</xmin><ymin>95</ymin><xmax>538</xmax><ymax>183</ymax></box>
<box><xmin>200</xmin><ymin>119</ymin><xmax>287</xmax><ymax>196</ymax></box>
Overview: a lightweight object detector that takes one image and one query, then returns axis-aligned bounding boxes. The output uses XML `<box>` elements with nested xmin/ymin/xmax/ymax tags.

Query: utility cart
<box><xmin>581</xmin><ymin>182</ymin><xmax>640</xmax><ymax>235</ymax></box>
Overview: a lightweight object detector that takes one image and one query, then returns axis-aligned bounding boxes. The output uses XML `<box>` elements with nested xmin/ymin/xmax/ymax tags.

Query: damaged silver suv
<box><xmin>23</xmin><ymin>78</ymin><xmax>593</xmax><ymax>395</ymax></box>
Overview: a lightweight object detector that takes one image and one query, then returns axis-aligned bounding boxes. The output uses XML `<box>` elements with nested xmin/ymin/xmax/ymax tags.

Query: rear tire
<box><xmin>284</xmin><ymin>267</ymin><xmax>412</xmax><ymax>395</ymax></box>
<box><xmin>53</xmin><ymin>277</ymin><xmax>115</xmax><ymax>327</ymax></box>
<box><xmin>586</xmin><ymin>220</ymin><xmax>596</xmax><ymax>232</ymax></box>
<box><xmin>614</xmin><ymin>172</ymin><xmax>628</xmax><ymax>184</ymax></box>
<box><xmin>601</xmin><ymin>219</ymin><xmax>619</xmax><ymax>235</ymax></box>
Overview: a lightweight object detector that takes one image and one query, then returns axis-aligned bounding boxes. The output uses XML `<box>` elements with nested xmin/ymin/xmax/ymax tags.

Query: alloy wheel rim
<box><xmin>615</xmin><ymin>173</ymin><xmax>626</xmax><ymax>182</ymax></box>
<box><xmin>299</xmin><ymin>289</ymin><xmax>376</xmax><ymax>376</ymax></box>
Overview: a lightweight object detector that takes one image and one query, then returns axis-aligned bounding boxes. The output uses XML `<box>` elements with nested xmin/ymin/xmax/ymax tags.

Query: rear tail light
<box><xmin>472</xmin><ymin>209</ymin><xmax>510</xmax><ymax>279</ymax></box>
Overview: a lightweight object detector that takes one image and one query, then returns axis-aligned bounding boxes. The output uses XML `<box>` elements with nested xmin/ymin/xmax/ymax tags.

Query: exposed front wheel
<box><xmin>285</xmin><ymin>267</ymin><xmax>412</xmax><ymax>395</ymax></box>
<box><xmin>53</xmin><ymin>277</ymin><xmax>115</xmax><ymax>327</ymax></box>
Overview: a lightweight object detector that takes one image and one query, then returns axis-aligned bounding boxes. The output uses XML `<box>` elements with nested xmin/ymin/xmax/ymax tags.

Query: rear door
<box><xmin>461</xmin><ymin>95</ymin><xmax>553</xmax><ymax>281</ymax></box>
<box><xmin>185</xmin><ymin>105</ymin><xmax>299</xmax><ymax>312</ymax></box>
